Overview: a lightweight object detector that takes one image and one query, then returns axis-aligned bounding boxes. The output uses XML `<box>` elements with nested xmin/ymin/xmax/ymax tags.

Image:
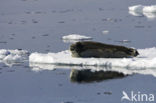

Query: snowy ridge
<box><xmin>29</xmin><ymin>47</ymin><xmax>156</xmax><ymax>69</ymax></box>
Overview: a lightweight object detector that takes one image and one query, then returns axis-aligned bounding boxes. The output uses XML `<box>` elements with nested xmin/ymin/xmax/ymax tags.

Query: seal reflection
<box><xmin>70</xmin><ymin>69</ymin><xmax>127</xmax><ymax>83</ymax></box>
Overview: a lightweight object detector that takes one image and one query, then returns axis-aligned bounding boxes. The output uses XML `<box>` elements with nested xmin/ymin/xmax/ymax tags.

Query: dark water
<box><xmin>0</xmin><ymin>0</ymin><xmax>156</xmax><ymax>103</ymax></box>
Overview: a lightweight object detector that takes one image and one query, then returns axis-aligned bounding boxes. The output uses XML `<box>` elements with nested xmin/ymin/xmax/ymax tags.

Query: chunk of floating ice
<box><xmin>129</xmin><ymin>5</ymin><xmax>144</xmax><ymax>13</ymax></box>
<box><xmin>102</xmin><ymin>30</ymin><xmax>109</xmax><ymax>34</ymax></box>
<box><xmin>62</xmin><ymin>34</ymin><xmax>92</xmax><ymax>40</ymax></box>
<box><xmin>0</xmin><ymin>49</ymin><xmax>29</xmax><ymax>66</ymax></box>
<box><xmin>129</xmin><ymin>5</ymin><xmax>156</xmax><ymax>19</ymax></box>
<box><xmin>129</xmin><ymin>5</ymin><xmax>144</xmax><ymax>12</ymax></box>
<box><xmin>29</xmin><ymin>47</ymin><xmax>156</xmax><ymax>69</ymax></box>
<box><xmin>129</xmin><ymin>5</ymin><xmax>156</xmax><ymax>13</ymax></box>
<box><xmin>143</xmin><ymin>5</ymin><xmax>156</xmax><ymax>13</ymax></box>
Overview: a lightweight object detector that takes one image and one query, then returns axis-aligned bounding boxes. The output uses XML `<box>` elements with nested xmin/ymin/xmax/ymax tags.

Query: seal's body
<box><xmin>70</xmin><ymin>41</ymin><xmax>139</xmax><ymax>58</ymax></box>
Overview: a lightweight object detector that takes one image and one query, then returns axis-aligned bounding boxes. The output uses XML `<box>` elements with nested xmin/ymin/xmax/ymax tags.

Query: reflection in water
<box><xmin>143</xmin><ymin>12</ymin><xmax>156</xmax><ymax>19</ymax></box>
<box><xmin>1</xmin><ymin>60</ymin><xmax>156</xmax><ymax>82</ymax></box>
<box><xmin>70</xmin><ymin>69</ymin><xmax>126</xmax><ymax>83</ymax></box>
<box><xmin>29</xmin><ymin>63</ymin><xmax>156</xmax><ymax>78</ymax></box>
<box><xmin>129</xmin><ymin>11</ymin><xmax>144</xmax><ymax>17</ymax></box>
<box><xmin>0</xmin><ymin>60</ymin><xmax>24</xmax><ymax>67</ymax></box>
<box><xmin>29</xmin><ymin>62</ymin><xmax>55</xmax><ymax>71</ymax></box>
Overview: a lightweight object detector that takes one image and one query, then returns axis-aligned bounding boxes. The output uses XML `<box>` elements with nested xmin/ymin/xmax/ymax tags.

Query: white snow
<box><xmin>129</xmin><ymin>5</ymin><xmax>156</xmax><ymax>19</ymax></box>
<box><xmin>62</xmin><ymin>34</ymin><xmax>92</xmax><ymax>41</ymax></box>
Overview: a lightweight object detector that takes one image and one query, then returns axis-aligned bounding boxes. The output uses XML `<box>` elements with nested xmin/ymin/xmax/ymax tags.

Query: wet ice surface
<box><xmin>1</xmin><ymin>0</ymin><xmax>156</xmax><ymax>103</ymax></box>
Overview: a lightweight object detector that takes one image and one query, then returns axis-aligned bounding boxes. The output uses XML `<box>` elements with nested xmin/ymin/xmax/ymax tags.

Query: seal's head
<box><xmin>127</xmin><ymin>48</ymin><xmax>139</xmax><ymax>57</ymax></box>
<box><xmin>70</xmin><ymin>42</ymin><xmax>83</xmax><ymax>52</ymax></box>
<box><xmin>70</xmin><ymin>42</ymin><xmax>84</xmax><ymax>57</ymax></box>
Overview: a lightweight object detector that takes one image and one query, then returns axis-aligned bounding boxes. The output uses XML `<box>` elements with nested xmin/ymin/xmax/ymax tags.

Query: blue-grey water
<box><xmin>0</xmin><ymin>0</ymin><xmax>156</xmax><ymax>103</ymax></box>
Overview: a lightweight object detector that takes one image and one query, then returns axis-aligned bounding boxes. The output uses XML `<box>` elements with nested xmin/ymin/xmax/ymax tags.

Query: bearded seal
<box><xmin>70</xmin><ymin>41</ymin><xmax>139</xmax><ymax>58</ymax></box>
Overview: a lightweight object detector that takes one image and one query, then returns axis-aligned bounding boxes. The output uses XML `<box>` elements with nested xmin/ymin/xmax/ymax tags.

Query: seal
<box><xmin>70</xmin><ymin>41</ymin><xmax>139</xmax><ymax>58</ymax></box>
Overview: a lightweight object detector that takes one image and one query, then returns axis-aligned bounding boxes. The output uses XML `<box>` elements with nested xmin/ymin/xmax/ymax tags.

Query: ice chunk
<box><xmin>143</xmin><ymin>5</ymin><xmax>156</xmax><ymax>13</ymax></box>
<box><xmin>129</xmin><ymin>5</ymin><xmax>144</xmax><ymax>13</ymax></box>
<box><xmin>129</xmin><ymin>5</ymin><xmax>156</xmax><ymax>13</ymax></box>
<box><xmin>62</xmin><ymin>34</ymin><xmax>92</xmax><ymax>43</ymax></box>
<box><xmin>62</xmin><ymin>34</ymin><xmax>92</xmax><ymax>40</ymax></box>
<box><xmin>102</xmin><ymin>30</ymin><xmax>109</xmax><ymax>34</ymax></box>
<box><xmin>0</xmin><ymin>49</ymin><xmax>29</xmax><ymax>66</ymax></box>
<box><xmin>129</xmin><ymin>5</ymin><xmax>156</xmax><ymax>19</ymax></box>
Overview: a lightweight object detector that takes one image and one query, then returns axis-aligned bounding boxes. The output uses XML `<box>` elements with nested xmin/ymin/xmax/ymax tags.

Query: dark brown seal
<box><xmin>70</xmin><ymin>41</ymin><xmax>139</xmax><ymax>58</ymax></box>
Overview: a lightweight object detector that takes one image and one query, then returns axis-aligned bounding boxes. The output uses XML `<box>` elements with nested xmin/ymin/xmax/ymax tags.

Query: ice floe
<box><xmin>0</xmin><ymin>49</ymin><xmax>29</xmax><ymax>66</ymax></box>
<box><xmin>129</xmin><ymin>5</ymin><xmax>156</xmax><ymax>19</ymax></box>
<box><xmin>29</xmin><ymin>47</ymin><xmax>156</xmax><ymax>77</ymax></box>
<box><xmin>0</xmin><ymin>48</ymin><xmax>156</xmax><ymax>77</ymax></box>
<box><xmin>62</xmin><ymin>34</ymin><xmax>92</xmax><ymax>43</ymax></box>
<box><xmin>29</xmin><ymin>47</ymin><xmax>156</xmax><ymax>69</ymax></box>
